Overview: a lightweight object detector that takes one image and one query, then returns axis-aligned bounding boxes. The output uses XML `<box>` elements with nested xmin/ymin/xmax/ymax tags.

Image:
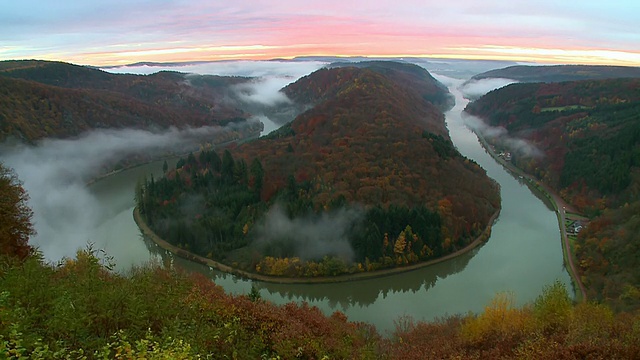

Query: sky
<box><xmin>2</xmin><ymin>0</ymin><xmax>640</xmax><ymax>67</ymax></box>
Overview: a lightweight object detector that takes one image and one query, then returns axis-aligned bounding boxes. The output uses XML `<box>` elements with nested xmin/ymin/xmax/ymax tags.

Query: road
<box><xmin>558</xmin><ymin>206</ymin><xmax>588</xmax><ymax>301</ymax></box>
<box><xmin>476</xmin><ymin>134</ymin><xmax>588</xmax><ymax>302</ymax></box>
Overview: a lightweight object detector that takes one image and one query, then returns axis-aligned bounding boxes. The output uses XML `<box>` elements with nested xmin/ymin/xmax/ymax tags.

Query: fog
<box><xmin>252</xmin><ymin>205</ymin><xmax>363</xmax><ymax>262</ymax></box>
<box><xmin>429</xmin><ymin>72</ymin><xmax>542</xmax><ymax>159</ymax></box>
<box><xmin>462</xmin><ymin>113</ymin><xmax>543</xmax><ymax>158</ymax></box>
<box><xmin>126</xmin><ymin>60</ymin><xmax>329</xmax><ymax>131</ymax></box>
<box><xmin>459</xmin><ymin>78</ymin><xmax>518</xmax><ymax>100</ymax></box>
<box><xmin>0</xmin><ymin>122</ymin><xmax>257</xmax><ymax>262</ymax></box>
<box><xmin>2</xmin><ymin>60</ymin><xmax>331</xmax><ymax>263</ymax></box>
<box><xmin>231</xmin><ymin>76</ymin><xmax>293</xmax><ymax>106</ymax></box>
<box><xmin>3</xmin><ymin>58</ymin><xmax>530</xmax><ymax>264</ymax></box>
<box><xmin>105</xmin><ymin>60</ymin><xmax>326</xmax><ymax>78</ymax></box>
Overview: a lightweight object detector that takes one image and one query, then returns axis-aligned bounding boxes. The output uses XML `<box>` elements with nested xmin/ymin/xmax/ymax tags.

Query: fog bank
<box><xmin>462</xmin><ymin>113</ymin><xmax>543</xmax><ymax>158</ymax></box>
<box><xmin>0</xmin><ymin>122</ymin><xmax>257</xmax><ymax>262</ymax></box>
<box><xmin>253</xmin><ymin>205</ymin><xmax>363</xmax><ymax>262</ymax></box>
<box><xmin>459</xmin><ymin>78</ymin><xmax>518</xmax><ymax>100</ymax></box>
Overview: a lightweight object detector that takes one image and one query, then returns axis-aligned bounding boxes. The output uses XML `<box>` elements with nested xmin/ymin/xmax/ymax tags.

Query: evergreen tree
<box><xmin>250</xmin><ymin>158</ymin><xmax>264</xmax><ymax>196</ymax></box>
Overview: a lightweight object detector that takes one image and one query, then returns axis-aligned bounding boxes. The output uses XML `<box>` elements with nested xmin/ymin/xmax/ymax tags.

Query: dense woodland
<box><xmin>138</xmin><ymin>63</ymin><xmax>500</xmax><ymax>277</ymax></box>
<box><xmin>3</xmin><ymin>59</ymin><xmax>640</xmax><ymax>357</ymax></box>
<box><xmin>325</xmin><ymin>61</ymin><xmax>454</xmax><ymax>110</ymax></box>
<box><xmin>471</xmin><ymin>64</ymin><xmax>640</xmax><ymax>83</ymax></box>
<box><xmin>1</xmin><ymin>166</ymin><xmax>639</xmax><ymax>357</ymax></box>
<box><xmin>466</xmin><ymin>78</ymin><xmax>640</xmax><ymax>311</ymax></box>
<box><xmin>0</xmin><ymin>60</ymin><xmax>256</xmax><ymax>143</ymax></box>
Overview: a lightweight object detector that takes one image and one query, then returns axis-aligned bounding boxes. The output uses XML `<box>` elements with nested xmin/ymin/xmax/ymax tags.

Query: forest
<box><xmin>0</xmin><ymin>60</ymin><xmax>255</xmax><ymax>143</ymax></box>
<box><xmin>466</xmin><ymin>78</ymin><xmax>640</xmax><ymax>311</ymax></box>
<box><xmin>471</xmin><ymin>64</ymin><xmax>640</xmax><ymax>83</ymax></box>
<box><xmin>1</xmin><ymin>165</ymin><xmax>639</xmax><ymax>358</ymax></box>
<box><xmin>137</xmin><ymin>63</ymin><xmax>501</xmax><ymax>278</ymax></box>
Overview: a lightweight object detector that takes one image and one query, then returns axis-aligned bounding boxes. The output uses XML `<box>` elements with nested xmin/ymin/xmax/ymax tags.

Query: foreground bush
<box><xmin>384</xmin><ymin>281</ymin><xmax>640</xmax><ymax>359</ymax></box>
<box><xmin>0</xmin><ymin>249</ymin><xmax>379</xmax><ymax>359</ymax></box>
<box><xmin>2</xmin><ymin>250</ymin><xmax>640</xmax><ymax>359</ymax></box>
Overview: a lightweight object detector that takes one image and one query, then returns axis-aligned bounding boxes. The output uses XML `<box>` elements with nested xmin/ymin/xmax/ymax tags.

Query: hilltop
<box><xmin>0</xmin><ymin>60</ymin><xmax>259</xmax><ymax>143</ymax></box>
<box><xmin>465</xmin><ymin>78</ymin><xmax>640</xmax><ymax>310</ymax></box>
<box><xmin>326</xmin><ymin>60</ymin><xmax>453</xmax><ymax>109</ymax></box>
<box><xmin>471</xmin><ymin>64</ymin><xmax>640</xmax><ymax>83</ymax></box>
<box><xmin>138</xmin><ymin>62</ymin><xmax>500</xmax><ymax>278</ymax></box>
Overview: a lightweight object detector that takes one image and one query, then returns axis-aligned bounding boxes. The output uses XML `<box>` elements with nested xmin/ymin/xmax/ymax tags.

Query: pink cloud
<box><xmin>2</xmin><ymin>0</ymin><xmax>639</xmax><ymax>66</ymax></box>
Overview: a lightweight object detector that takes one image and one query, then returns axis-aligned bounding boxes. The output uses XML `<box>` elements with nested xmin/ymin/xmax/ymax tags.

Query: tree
<box><xmin>221</xmin><ymin>149</ymin><xmax>234</xmax><ymax>181</ymax></box>
<box><xmin>162</xmin><ymin>160</ymin><xmax>168</xmax><ymax>174</ymax></box>
<box><xmin>0</xmin><ymin>163</ymin><xmax>34</xmax><ymax>258</ymax></box>
<box><xmin>249</xmin><ymin>158</ymin><xmax>264</xmax><ymax>195</ymax></box>
<box><xmin>394</xmin><ymin>231</ymin><xmax>407</xmax><ymax>255</ymax></box>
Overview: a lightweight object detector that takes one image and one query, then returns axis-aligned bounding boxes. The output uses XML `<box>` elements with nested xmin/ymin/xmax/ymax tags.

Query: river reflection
<box><xmin>80</xmin><ymin>81</ymin><xmax>571</xmax><ymax>334</ymax></box>
<box><xmin>141</xmin><ymin>233</ymin><xmax>479</xmax><ymax>308</ymax></box>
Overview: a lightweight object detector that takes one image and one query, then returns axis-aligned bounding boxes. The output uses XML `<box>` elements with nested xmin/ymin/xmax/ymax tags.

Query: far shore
<box><xmin>86</xmin><ymin>132</ymin><xmax>262</xmax><ymax>187</ymax></box>
<box><xmin>473</xmin><ymin>130</ymin><xmax>588</xmax><ymax>302</ymax></box>
<box><xmin>134</xmin><ymin>207</ymin><xmax>500</xmax><ymax>284</ymax></box>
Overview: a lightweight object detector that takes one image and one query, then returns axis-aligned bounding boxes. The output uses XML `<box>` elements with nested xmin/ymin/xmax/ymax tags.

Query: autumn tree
<box><xmin>0</xmin><ymin>162</ymin><xmax>34</xmax><ymax>258</ymax></box>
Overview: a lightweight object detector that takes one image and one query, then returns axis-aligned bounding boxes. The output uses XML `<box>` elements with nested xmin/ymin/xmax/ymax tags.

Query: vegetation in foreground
<box><xmin>2</xmin><ymin>161</ymin><xmax>640</xmax><ymax>359</ymax></box>
<box><xmin>2</xmin><ymin>250</ymin><xmax>640</xmax><ymax>359</ymax></box>
<box><xmin>466</xmin><ymin>78</ymin><xmax>640</xmax><ymax>311</ymax></box>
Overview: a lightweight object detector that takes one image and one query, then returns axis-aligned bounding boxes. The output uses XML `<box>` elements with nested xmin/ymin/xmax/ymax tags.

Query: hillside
<box><xmin>465</xmin><ymin>78</ymin><xmax>640</xmax><ymax>310</ymax></box>
<box><xmin>137</xmin><ymin>62</ymin><xmax>500</xmax><ymax>278</ymax></box>
<box><xmin>471</xmin><ymin>64</ymin><xmax>640</xmax><ymax>83</ymax></box>
<box><xmin>326</xmin><ymin>60</ymin><xmax>453</xmax><ymax>109</ymax></box>
<box><xmin>2</xmin><ymin>248</ymin><xmax>639</xmax><ymax>358</ymax></box>
<box><xmin>0</xmin><ymin>60</ymin><xmax>256</xmax><ymax>143</ymax></box>
<box><xmin>3</xmin><ymin>157</ymin><xmax>640</xmax><ymax>358</ymax></box>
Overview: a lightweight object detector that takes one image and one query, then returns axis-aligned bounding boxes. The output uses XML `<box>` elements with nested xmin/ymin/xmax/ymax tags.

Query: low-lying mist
<box><xmin>140</xmin><ymin>60</ymin><xmax>327</xmax><ymax>132</ymax></box>
<box><xmin>462</xmin><ymin>113</ymin><xmax>544</xmax><ymax>158</ymax></box>
<box><xmin>0</xmin><ymin>122</ymin><xmax>257</xmax><ymax>262</ymax></box>
<box><xmin>3</xmin><ymin>58</ymin><xmax>533</xmax><ymax>266</ymax></box>
<box><xmin>252</xmin><ymin>205</ymin><xmax>363</xmax><ymax>263</ymax></box>
<box><xmin>459</xmin><ymin>78</ymin><xmax>518</xmax><ymax>100</ymax></box>
<box><xmin>1</xmin><ymin>60</ymin><xmax>328</xmax><ymax>264</ymax></box>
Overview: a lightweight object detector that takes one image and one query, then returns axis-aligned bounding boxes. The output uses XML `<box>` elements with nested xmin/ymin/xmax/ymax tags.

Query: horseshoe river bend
<box><xmin>7</xmin><ymin>80</ymin><xmax>572</xmax><ymax>335</ymax></box>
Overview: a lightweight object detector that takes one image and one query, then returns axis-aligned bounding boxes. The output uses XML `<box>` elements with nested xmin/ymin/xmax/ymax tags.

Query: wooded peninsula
<box><xmin>135</xmin><ymin>62</ymin><xmax>501</xmax><ymax>278</ymax></box>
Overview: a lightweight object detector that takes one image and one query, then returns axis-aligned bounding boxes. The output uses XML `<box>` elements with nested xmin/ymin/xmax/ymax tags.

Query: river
<box><xmin>70</xmin><ymin>83</ymin><xmax>572</xmax><ymax>334</ymax></box>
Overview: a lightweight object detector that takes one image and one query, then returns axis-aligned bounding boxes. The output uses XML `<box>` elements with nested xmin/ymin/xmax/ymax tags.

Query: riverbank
<box><xmin>134</xmin><ymin>207</ymin><xmax>500</xmax><ymax>284</ymax></box>
<box><xmin>473</xmin><ymin>130</ymin><xmax>587</xmax><ymax>302</ymax></box>
<box><xmin>86</xmin><ymin>130</ymin><xmax>263</xmax><ymax>186</ymax></box>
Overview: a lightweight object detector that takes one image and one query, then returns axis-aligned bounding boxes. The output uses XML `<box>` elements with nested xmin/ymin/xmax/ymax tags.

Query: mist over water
<box><xmin>108</xmin><ymin>60</ymin><xmax>326</xmax><ymax>134</ymax></box>
<box><xmin>105</xmin><ymin>60</ymin><xmax>327</xmax><ymax>78</ymax></box>
<box><xmin>1</xmin><ymin>60</ymin><xmax>327</xmax><ymax>262</ymax></box>
<box><xmin>231</xmin><ymin>76</ymin><xmax>294</xmax><ymax>106</ymax></box>
<box><xmin>430</xmin><ymin>73</ymin><xmax>542</xmax><ymax>158</ymax></box>
<box><xmin>462</xmin><ymin>113</ymin><xmax>544</xmax><ymax>158</ymax></box>
<box><xmin>0</xmin><ymin>123</ymin><xmax>256</xmax><ymax>262</ymax></box>
<box><xmin>459</xmin><ymin>78</ymin><xmax>518</xmax><ymax>99</ymax></box>
<box><xmin>0</xmin><ymin>59</ymin><xmax>574</xmax><ymax>333</ymax></box>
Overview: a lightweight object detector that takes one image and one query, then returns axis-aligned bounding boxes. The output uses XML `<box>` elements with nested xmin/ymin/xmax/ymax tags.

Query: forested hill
<box><xmin>139</xmin><ymin>62</ymin><xmax>500</xmax><ymax>278</ymax></box>
<box><xmin>471</xmin><ymin>64</ymin><xmax>640</xmax><ymax>83</ymax></box>
<box><xmin>0</xmin><ymin>60</ymin><xmax>254</xmax><ymax>143</ymax></box>
<box><xmin>283</xmin><ymin>62</ymin><xmax>451</xmax><ymax>138</ymax></box>
<box><xmin>325</xmin><ymin>60</ymin><xmax>453</xmax><ymax>110</ymax></box>
<box><xmin>245</xmin><ymin>64</ymin><xmax>490</xmax><ymax>212</ymax></box>
<box><xmin>465</xmin><ymin>78</ymin><xmax>640</xmax><ymax>311</ymax></box>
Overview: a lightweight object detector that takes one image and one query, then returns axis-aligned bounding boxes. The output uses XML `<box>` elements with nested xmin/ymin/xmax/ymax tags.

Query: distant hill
<box><xmin>326</xmin><ymin>61</ymin><xmax>453</xmax><ymax>110</ymax></box>
<box><xmin>471</xmin><ymin>65</ymin><xmax>640</xmax><ymax>83</ymax></box>
<box><xmin>138</xmin><ymin>62</ymin><xmax>500</xmax><ymax>278</ymax></box>
<box><xmin>466</xmin><ymin>78</ymin><xmax>640</xmax><ymax>311</ymax></box>
<box><xmin>0</xmin><ymin>60</ymin><xmax>256</xmax><ymax>143</ymax></box>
